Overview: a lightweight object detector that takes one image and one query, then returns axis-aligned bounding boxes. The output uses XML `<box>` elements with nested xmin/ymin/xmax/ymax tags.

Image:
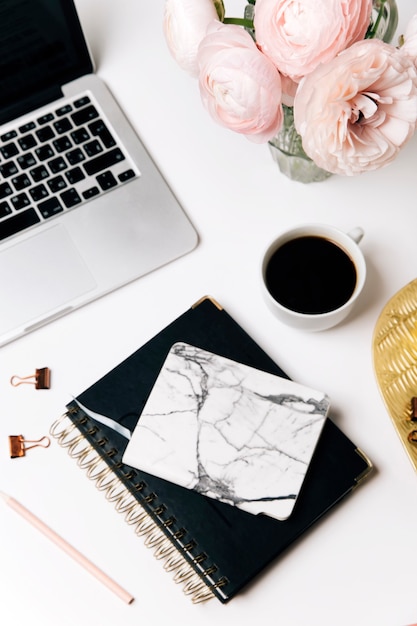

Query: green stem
<box><xmin>223</xmin><ymin>17</ymin><xmax>254</xmax><ymax>28</ymax></box>
<box><xmin>365</xmin><ymin>0</ymin><xmax>387</xmax><ymax>39</ymax></box>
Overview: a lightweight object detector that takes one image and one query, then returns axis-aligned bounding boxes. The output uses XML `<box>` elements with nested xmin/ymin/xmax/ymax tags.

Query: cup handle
<box><xmin>347</xmin><ymin>227</ymin><xmax>364</xmax><ymax>244</ymax></box>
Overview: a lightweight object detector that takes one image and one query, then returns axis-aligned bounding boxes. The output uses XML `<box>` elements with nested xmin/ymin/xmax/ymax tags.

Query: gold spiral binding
<box><xmin>184</xmin><ymin>574</ymin><xmax>211</xmax><ymax>595</ymax></box>
<box><xmin>49</xmin><ymin>412</ymin><xmax>73</xmax><ymax>437</ymax></box>
<box><xmin>153</xmin><ymin>536</ymin><xmax>180</xmax><ymax>561</ymax></box>
<box><xmin>86</xmin><ymin>458</ymin><xmax>110</xmax><ymax>481</ymax></box>
<box><xmin>151</xmin><ymin>528</ymin><xmax>187</xmax><ymax>562</ymax></box>
<box><xmin>95</xmin><ymin>470</ymin><xmax>119</xmax><ymax>492</ymax></box>
<box><xmin>77</xmin><ymin>446</ymin><xmax>100</xmax><ymax>470</ymax></box>
<box><xmin>164</xmin><ymin>550</ymin><xmax>187</xmax><ymax>573</ymax></box>
<box><xmin>50</xmin><ymin>412</ymin><xmax>222</xmax><ymax>604</ymax></box>
<box><xmin>88</xmin><ymin>464</ymin><xmax>112</xmax><ymax>484</ymax></box>
<box><xmin>163</xmin><ymin>540</ymin><xmax>196</xmax><ymax>572</ymax></box>
<box><xmin>144</xmin><ymin>517</ymin><xmax>175</xmax><ymax>550</ymax></box>
<box><xmin>124</xmin><ymin>504</ymin><xmax>148</xmax><ymax>527</ymax></box>
<box><xmin>173</xmin><ymin>562</ymin><xmax>197</xmax><ymax>584</ymax></box>
<box><xmin>113</xmin><ymin>493</ymin><xmax>138</xmax><ymax>515</ymax></box>
<box><xmin>135</xmin><ymin>515</ymin><xmax>161</xmax><ymax>537</ymax></box>
<box><xmin>192</xmin><ymin>577</ymin><xmax>228</xmax><ymax>604</ymax></box>
<box><xmin>106</xmin><ymin>482</ymin><xmax>128</xmax><ymax>503</ymax></box>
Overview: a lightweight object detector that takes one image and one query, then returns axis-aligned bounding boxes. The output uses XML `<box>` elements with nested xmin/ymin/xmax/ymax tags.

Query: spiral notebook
<box><xmin>50</xmin><ymin>296</ymin><xmax>373</xmax><ymax>604</ymax></box>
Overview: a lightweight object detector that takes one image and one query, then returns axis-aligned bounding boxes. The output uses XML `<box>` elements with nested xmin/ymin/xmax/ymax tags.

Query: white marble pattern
<box><xmin>122</xmin><ymin>342</ymin><xmax>330</xmax><ymax>520</ymax></box>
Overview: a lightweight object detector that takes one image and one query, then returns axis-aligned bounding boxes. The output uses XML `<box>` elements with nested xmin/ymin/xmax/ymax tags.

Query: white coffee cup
<box><xmin>261</xmin><ymin>224</ymin><xmax>366</xmax><ymax>331</ymax></box>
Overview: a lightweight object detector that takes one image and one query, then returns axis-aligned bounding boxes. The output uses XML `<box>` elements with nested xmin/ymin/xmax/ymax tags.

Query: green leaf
<box><xmin>213</xmin><ymin>0</ymin><xmax>225</xmax><ymax>21</ymax></box>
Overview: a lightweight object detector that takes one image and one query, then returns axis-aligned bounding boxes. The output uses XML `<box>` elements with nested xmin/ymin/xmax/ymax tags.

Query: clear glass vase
<box><xmin>265</xmin><ymin>0</ymin><xmax>399</xmax><ymax>183</ymax></box>
<box><xmin>269</xmin><ymin>106</ymin><xmax>332</xmax><ymax>183</ymax></box>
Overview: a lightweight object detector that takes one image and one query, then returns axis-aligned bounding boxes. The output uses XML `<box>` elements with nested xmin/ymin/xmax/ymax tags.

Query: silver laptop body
<box><xmin>0</xmin><ymin>0</ymin><xmax>198</xmax><ymax>346</ymax></box>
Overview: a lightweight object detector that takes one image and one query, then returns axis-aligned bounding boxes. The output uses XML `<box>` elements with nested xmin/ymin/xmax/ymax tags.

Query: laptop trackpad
<box><xmin>0</xmin><ymin>225</ymin><xmax>97</xmax><ymax>334</ymax></box>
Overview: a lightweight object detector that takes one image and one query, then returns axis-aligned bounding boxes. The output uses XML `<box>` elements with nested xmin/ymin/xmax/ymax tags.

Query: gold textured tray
<box><xmin>373</xmin><ymin>278</ymin><xmax>417</xmax><ymax>472</ymax></box>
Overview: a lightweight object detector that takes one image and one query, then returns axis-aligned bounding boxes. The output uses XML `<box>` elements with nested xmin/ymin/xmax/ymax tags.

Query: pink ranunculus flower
<box><xmin>197</xmin><ymin>21</ymin><xmax>283</xmax><ymax>143</ymax></box>
<box><xmin>254</xmin><ymin>0</ymin><xmax>372</xmax><ymax>83</ymax></box>
<box><xmin>401</xmin><ymin>14</ymin><xmax>417</xmax><ymax>68</ymax></box>
<box><xmin>280</xmin><ymin>74</ymin><xmax>298</xmax><ymax>107</ymax></box>
<box><xmin>163</xmin><ymin>0</ymin><xmax>222</xmax><ymax>77</ymax></box>
<box><xmin>294</xmin><ymin>39</ymin><xmax>417</xmax><ymax>176</ymax></box>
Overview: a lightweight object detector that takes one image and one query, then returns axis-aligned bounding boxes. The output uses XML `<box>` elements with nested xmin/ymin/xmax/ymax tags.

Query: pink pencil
<box><xmin>0</xmin><ymin>491</ymin><xmax>134</xmax><ymax>604</ymax></box>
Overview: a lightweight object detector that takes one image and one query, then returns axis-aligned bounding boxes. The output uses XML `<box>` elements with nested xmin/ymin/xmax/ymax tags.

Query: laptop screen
<box><xmin>0</xmin><ymin>0</ymin><xmax>93</xmax><ymax>125</ymax></box>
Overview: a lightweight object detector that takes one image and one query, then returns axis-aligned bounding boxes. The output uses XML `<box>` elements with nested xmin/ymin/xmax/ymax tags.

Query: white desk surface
<box><xmin>2</xmin><ymin>1</ymin><xmax>417</xmax><ymax>624</ymax></box>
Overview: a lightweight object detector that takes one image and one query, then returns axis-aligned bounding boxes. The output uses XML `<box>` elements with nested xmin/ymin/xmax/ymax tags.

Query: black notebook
<box><xmin>50</xmin><ymin>296</ymin><xmax>373</xmax><ymax>604</ymax></box>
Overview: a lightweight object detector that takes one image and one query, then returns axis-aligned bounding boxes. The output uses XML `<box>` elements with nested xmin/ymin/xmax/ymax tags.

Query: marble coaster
<box><xmin>122</xmin><ymin>342</ymin><xmax>330</xmax><ymax>520</ymax></box>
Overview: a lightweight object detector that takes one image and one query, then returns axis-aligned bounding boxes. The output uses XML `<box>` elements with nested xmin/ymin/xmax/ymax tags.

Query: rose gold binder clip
<box><xmin>9</xmin><ymin>435</ymin><xmax>51</xmax><ymax>458</ymax></box>
<box><xmin>10</xmin><ymin>367</ymin><xmax>51</xmax><ymax>389</ymax></box>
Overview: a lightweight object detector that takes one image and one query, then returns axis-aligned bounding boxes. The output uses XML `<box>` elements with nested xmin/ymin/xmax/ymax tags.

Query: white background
<box><xmin>1</xmin><ymin>1</ymin><xmax>417</xmax><ymax>625</ymax></box>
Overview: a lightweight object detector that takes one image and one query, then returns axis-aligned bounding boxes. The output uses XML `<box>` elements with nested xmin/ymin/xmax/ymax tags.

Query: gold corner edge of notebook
<box><xmin>353</xmin><ymin>447</ymin><xmax>374</xmax><ymax>488</ymax></box>
<box><xmin>192</xmin><ymin>296</ymin><xmax>223</xmax><ymax>311</ymax></box>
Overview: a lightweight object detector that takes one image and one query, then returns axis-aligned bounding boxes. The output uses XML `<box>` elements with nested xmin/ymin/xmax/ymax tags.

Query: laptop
<box><xmin>0</xmin><ymin>0</ymin><xmax>198</xmax><ymax>347</ymax></box>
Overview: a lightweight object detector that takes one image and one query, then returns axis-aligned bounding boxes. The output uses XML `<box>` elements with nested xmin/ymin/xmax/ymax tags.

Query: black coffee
<box><xmin>265</xmin><ymin>236</ymin><xmax>357</xmax><ymax>315</ymax></box>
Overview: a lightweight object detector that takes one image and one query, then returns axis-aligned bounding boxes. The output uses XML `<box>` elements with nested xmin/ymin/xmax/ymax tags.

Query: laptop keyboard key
<box><xmin>67</xmin><ymin>148</ymin><xmax>85</xmax><ymax>165</ymax></box>
<box><xmin>53</xmin><ymin>136</ymin><xmax>72</xmax><ymax>153</ymax></box>
<box><xmin>48</xmin><ymin>157</ymin><xmax>67</xmax><ymax>173</ymax></box>
<box><xmin>56</xmin><ymin>104</ymin><xmax>73</xmax><ymax>116</ymax></box>
<box><xmin>37</xmin><ymin>113</ymin><xmax>54</xmax><ymax>125</ymax></box>
<box><xmin>54</xmin><ymin>118</ymin><xmax>73</xmax><ymax>134</ymax></box>
<box><xmin>0</xmin><ymin>201</ymin><xmax>12</xmax><ymax>218</ymax></box>
<box><xmin>29</xmin><ymin>184</ymin><xmax>49</xmax><ymax>202</ymax></box>
<box><xmin>30</xmin><ymin>165</ymin><xmax>49</xmax><ymax>182</ymax></box>
<box><xmin>36</xmin><ymin>126</ymin><xmax>55</xmax><ymax>142</ymax></box>
<box><xmin>38</xmin><ymin>197</ymin><xmax>64</xmax><ymax>219</ymax></box>
<box><xmin>48</xmin><ymin>175</ymin><xmax>67</xmax><ymax>193</ymax></box>
<box><xmin>0</xmin><ymin>131</ymin><xmax>17</xmax><ymax>142</ymax></box>
<box><xmin>11</xmin><ymin>193</ymin><xmax>30</xmax><ymax>210</ymax></box>
<box><xmin>17</xmin><ymin>153</ymin><xmax>36</xmax><ymax>169</ymax></box>
<box><xmin>66</xmin><ymin>167</ymin><xmax>85</xmax><ymax>185</ymax></box>
<box><xmin>36</xmin><ymin>145</ymin><xmax>55</xmax><ymax>161</ymax></box>
<box><xmin>96</xmin><ymin>171</ymin><xmax>117</xmax><ymax>190</ymax></box>
<box><xmin>0</xmin><ymin>183</ymin><xmax>13</xmax><ymax>199</ymax></box>
<box><xmin>74</xmin><ymin>96</ymin><xmax>91</xmax><ymax>108</ymax></box>
<box><xmin>0</xmin><ymin>142</ymin><xmax>18</xmax><ymax>159</ymax></box>
<box><xmin>71</xmin><ymin>105</ymin><xmax>99</xmax><ymax>126</ymax></box>
<box><xmin>88</xmin><ymin>120</ymin><xmax>116</xmax><ymax>148</ymax></box>
<box><xmin>0</xmin><ymin>208</ymin><xmax>40</xmax><ymax>241</ymax></box>
<box><xmin>84</xmin><ymin>139</ymin><xmax>102</xmax><ymax>157</ymax></box>
<box><xmin>82</xmin><ymin>186</ymin><xmax>100</xmax><ymax>199</ymax></box>
<box><xmin>84</xmin><ymin>148</ymin><xmax>125</xmax><ymax>176</ymax></box>
<box><xmin>0</xmin><ymin>161</ymin><xmax>18</xmax><ymax>178</ymax></box>
<box><xmin>12</xmin><ymin>173</ymin><xmax>31</xmax><ymax>191</ymax></box>
<box><xmin>18</xmin><ymin>122</ymin><xmax>36</xmax><ymax>133</ymax></box>
<box><xmin>118</xmin><ymin>169</ymin><xmax>136</xmax><ymax>182</ymax></box>
<box><xmin>60</xmin><ymin>188</ymin><xmax>82</xmax><ymax>208</ymax></box>
<box><xmin>71</xmin><ymin>128</ymin><xmax>90</xmax><ymax>144</ymax></box>
<box><xmin>18</xmin><ymin>134</ymin><xmax>37</xmax><ymax>151</ymax></box>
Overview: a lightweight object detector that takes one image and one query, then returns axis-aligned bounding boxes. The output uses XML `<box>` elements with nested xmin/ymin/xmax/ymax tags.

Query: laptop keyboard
<box><xmin>0</xmin><ymin>94</ymin><xmax>138</xmax><ymax>242</ymax></box>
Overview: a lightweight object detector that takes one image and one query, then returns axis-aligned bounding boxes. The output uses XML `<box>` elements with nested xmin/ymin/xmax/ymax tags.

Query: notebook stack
<box><xmin>50</xmin><ymin>296</ymin><xmax>373</xmax><ymax>603</ymax></box>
